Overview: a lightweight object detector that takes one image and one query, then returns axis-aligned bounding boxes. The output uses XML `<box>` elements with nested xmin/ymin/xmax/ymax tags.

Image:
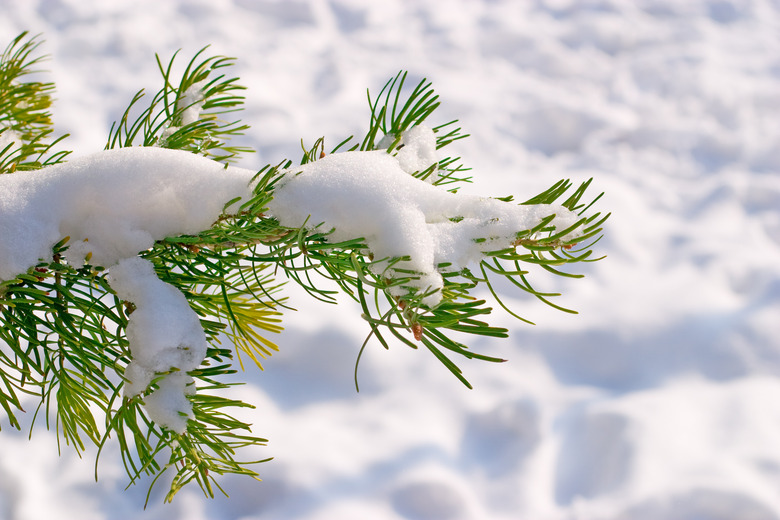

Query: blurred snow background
<box><xmin>2</xmin><ymin>0</ymin><xmax>780</xmax><ymax>518</ymax></box>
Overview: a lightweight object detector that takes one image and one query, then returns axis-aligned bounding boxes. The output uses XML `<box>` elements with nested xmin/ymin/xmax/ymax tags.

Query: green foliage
<box><xmin>0</xmin><ymin>32</ymin><xmax>69</xmax><ymax>171</ymax></box>
<box><xmin>0</xmin><ymin>32</ymin><xmax>608</xmax><ymax>503</ymax></box>
<box><xmin>1</xmin><ymin>35</ymin><xmax>281</xmax><ymax>503</ymax></box>
<box><xmin>333</xmin><ymin>70</ymin><xmax>472</xmax><ymax>188</ymax></box>
<box><xmin>261</xmin><ymin>72</ymin><xmax>608</xmax><ymax>390</ymax></box>
<box><xmin>105</xmin><ymin>46</ymin><xmax>252</xmax><ymax>163</ymax></box>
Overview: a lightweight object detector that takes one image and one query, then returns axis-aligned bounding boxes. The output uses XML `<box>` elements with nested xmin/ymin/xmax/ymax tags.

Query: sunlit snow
<box><xmin>269</xmin><ymin>132</ymin><xmax>578</xmax><ymax>306</ymax></box>
<box><xmin>1</xmin><ymin>138</ymin><xmax>572</xmax><ymax>430</ymax></box>
<box><xmin>109</xmin><ymin>256</ymin><xmax>206</xmax><ymax>433</ymax></box>
<box><xmin>2</xmin><ymin>2</ymin><xmax>779</xmax><ymax>519</ymax></box>
<box><xmin>0</xmin><ymin>146</ymin><xmax>255</xmax><ymax>281</ymax></box>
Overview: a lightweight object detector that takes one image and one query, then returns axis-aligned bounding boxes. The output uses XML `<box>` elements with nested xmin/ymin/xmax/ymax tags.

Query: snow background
<box><xmin>2</xmin><ymin>0</ymin><xmax>780</xmax><ymax>519</ymax></box>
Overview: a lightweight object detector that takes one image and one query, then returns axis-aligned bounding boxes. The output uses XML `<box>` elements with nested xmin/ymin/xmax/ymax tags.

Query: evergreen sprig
<box><xmin>331</xmin><ymin>71</ymin><xmax>472</xmax><ymax>189</ymax></box>
<box><xmin>1</xmin><ymin>35</ymin><xmax>281</xmax><ymax>503</ymax></box>
<box><xmin>0</xmin><ymin>32</ymin><xmax>608</xmax><ymax>503</ymax></box>
<box><xmin>106</xmin><ymin>46</ymin><xmax>252</xmax><ymax>163</ymax></box>
<box><xmin>0</xmin><ymin>31</ymin><xmax>69</xmax><ymax>172</ymax></box>
<box><xmin>254</xmin><ymin>72</ymin><xmax>608</xmax><ymax>390</ymax></box>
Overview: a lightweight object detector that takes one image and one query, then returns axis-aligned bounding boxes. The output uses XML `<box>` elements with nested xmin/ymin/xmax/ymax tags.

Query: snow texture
<box><xmin>109</xmin><ymin>257</ymin><xmax>206</xmax><ymax>433</ymax></box>
<box><xmin>395</xmin><ymin>125</ymin><xmax>439</xmax><ymax>181</ymax></box>
<box><xmin>0</xmin><ymin>146</ymin><xmax>255</xmax><ymax>281</ymax></box>
<box><xmin>0</xmin><ymin>146</ymin><xmax>256</xmax><ymax>430</ymax></box>
<box><xmin>1</xmin><ymin>1</ymin><xmax>780</xmax><ymax>519</ymax></box>
<box><xmin>269</xmin><ymin>134</ymin><xmax>577</xmax><ymax>306</ymax></box>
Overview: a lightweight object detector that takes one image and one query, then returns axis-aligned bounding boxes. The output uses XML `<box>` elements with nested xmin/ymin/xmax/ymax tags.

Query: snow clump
<box><xmin>177</xmin><ymin>81</ymin><xmax>207</xmax><ymax>126</ymax></box>
<box><xmin>0</xmin><ymin>146</ymin><xmax>256</xmax><ymax>431</ymax></box>
<box><xmin>395</xmin><ymin>124</ymin><xmax>439</xmax><ymax>181</ymax></box>
<box><xmin>0</xmin><ymin>146</ymin><xmax>256</xmax><ymax>281</ymax></box>
<box><xmin>109</xmin><ymin>257</ymin><xmax>207</xmax><ymax>433</ymax></box>
<box><xmin>159</xmin><ymin>81</ymin><xmax>208</xmax><ymax>145</ymax></box>
<box><xmin>268</xmin><ymin>126</ymin><xmax>579</xmax><ymax>306</ymax></box>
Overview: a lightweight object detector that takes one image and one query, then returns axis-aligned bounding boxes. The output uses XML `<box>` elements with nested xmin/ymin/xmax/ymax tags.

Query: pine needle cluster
<box><xmin>0</xmin><ymin>32</ymin><xmax>608</xmax><ymax>503</ymax></box>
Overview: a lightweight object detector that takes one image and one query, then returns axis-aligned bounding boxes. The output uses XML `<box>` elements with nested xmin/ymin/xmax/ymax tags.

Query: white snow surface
<box><xmin>109</xmin><ymin>257</ymin><xmax>207</xmax><ymax>433</ymax></box>
<box><xmin>0</xmin><ymin>146</ymin><xmax>255</xmax><ymax>280</ymax></box>
<box><xmin>395</xmin><ymin>125</ymin><xmax>439</xmax><ymax>181</ymax></box>
<box><xmin>1</xmin><ymin>1</ymin><xmax>780</xmax><ymax>519</ymax></box>
<box><xmin>269</xmin><ymin>143</ymin><xmax>577</xmax><ymax>306</ymax></box>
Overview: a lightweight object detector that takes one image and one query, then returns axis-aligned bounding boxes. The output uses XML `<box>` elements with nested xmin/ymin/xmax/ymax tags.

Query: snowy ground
<box><xmin>2</xmin><ymin>0</ymin><xmax>780</xmax><ymax>519</ymax></box>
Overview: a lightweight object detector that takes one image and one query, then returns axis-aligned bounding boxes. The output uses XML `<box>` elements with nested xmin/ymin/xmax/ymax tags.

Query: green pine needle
<box><xmin>0</xmin><ymin>31</ymin><xmax>608</xmax><ymax>503</ymax></box>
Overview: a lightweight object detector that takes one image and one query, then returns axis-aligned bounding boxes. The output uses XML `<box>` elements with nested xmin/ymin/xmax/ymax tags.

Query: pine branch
<box><xmin>1</xmin><ymin>36</ymin><xmax>279</xmax><ymax>501</ymax></box>
<box><xmin>258</xmin><ymin>72</ymin><xmax>608</xmax><ymax>390</ymax></box>
<box><xmin>0</xmin><ymin>32</ymin><xmax>609</xmax><ymax>504</ymax></box>
<box><xmin>105</xmin><ymin>46</ymin><xmax>252</xmax><ymax>163</ymax></box>
<box><xmin>0</xmin><ymin>32</ymin><xmax>70</xmax><ymax>172</ymax></box>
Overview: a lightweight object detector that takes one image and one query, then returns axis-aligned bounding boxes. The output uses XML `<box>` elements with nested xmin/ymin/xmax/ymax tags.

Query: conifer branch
<box><xmin>0</xmin><ymin>32</ymin><xmax>608</xmax><ymax>503</ymax></box>
<box><xmin>0</xmin><ymin>31</ymin><xmax>70</xmax><ymax>172</ymax></box>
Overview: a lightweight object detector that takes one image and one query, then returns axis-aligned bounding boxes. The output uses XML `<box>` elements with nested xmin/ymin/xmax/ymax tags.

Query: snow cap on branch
<box><xmin>268</xmin><ymin>128</ymin><xmax>579</xmax><ymax>306</ymax></box>
<box><xmin>395</xmin><ymin>124</ymin><xmax>439</xmax><ymax>180</ymax></box>
<box><xmin>0</xmin><ymin>146</ymin><xmax>256</xmax><ymax>281</ymax></box>
<box><xmin>0</xmin><ymin>147</ymin><xmax>259</xmax><ymax>431</ymax></box>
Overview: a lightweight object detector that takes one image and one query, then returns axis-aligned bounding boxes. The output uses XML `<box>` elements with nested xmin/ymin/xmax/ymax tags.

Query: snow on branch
<box><xmin>0</xmin><ymin>32</ymin><xmax>607</xmax><ymax>502</ymax></box>
<box><xmin>269</xmin><ymin>126</ymin><xmax>581</xmax><ymax>307</ymax></box>
<box><xmin>0</xmin><ymin>131</ymin><xmax>585</xmax><ymax>428</ymax></box>
<box><xmin>0</xmin><ymin>146</ymin><xmax>256</xmax><ymax>281</ymax></box>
